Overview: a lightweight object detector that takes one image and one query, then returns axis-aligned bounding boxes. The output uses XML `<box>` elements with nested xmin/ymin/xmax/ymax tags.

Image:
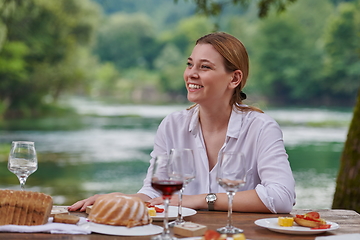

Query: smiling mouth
<box><xmin>188</xmin><ymin>83</ymin><xmax>203</xmax><ymax>89</ymax></box>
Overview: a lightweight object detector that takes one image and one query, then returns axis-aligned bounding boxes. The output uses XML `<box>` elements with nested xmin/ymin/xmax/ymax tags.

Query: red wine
<box><xmin>152</xmin><ymin>180</ymin><xmax>183</xmax><ymax>198</ymax></box>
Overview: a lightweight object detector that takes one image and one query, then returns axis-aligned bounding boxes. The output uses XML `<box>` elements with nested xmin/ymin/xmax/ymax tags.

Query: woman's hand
<box><xmin>68</xmin><ymin>194</ymin><xmax>103</xmax><ymax>212</ymax></box>
<box><xmin>146</xmin><ymin>194</ymin><xmax>207</xmax><ymax>210</ymax></box>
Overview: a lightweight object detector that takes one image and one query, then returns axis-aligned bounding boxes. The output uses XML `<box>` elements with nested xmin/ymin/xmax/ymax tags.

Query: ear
<box><xmin>229</xmin><ymin>70</ymin><xmax>243</xmax><ymax>89</ymax></box>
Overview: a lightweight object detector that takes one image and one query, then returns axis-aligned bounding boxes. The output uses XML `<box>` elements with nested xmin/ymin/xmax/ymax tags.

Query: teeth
<box><xmin>188</xmin><ymin>84</ymin><xmax>203</xmax><ymax>89</ymax></box>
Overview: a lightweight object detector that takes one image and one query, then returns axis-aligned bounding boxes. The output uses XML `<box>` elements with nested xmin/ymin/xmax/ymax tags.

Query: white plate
<box><xmin>80</xmin><ymin>222</ymin><xmax>163</xmax><ymax>236</ymax></box>
<box><xmin>151</xmin><ymin>206</ymin><xmax>197</xmax><ymax>221</ymax></box>
<box><xmin>254</xmin><ymin>218</ymin><xmax>339</xmax><ymax>235</ymax></box>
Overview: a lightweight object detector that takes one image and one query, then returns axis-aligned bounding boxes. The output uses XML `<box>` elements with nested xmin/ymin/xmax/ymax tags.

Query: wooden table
<box><xmin>1</xmin><ymin>209</ymin><xmax>360</xmax><ymax>240</ymax></box>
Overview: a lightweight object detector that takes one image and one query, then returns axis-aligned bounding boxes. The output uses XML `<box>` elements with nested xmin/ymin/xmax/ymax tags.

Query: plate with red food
<box><xmin>146</xmin><ymin>204</ymin><xmax>197</xmax><ymax>221</ymax></box>
<box><xmin>255</xmin><ymin>211</ymin><xmax>339</xmax><ymax>235</ymax></box>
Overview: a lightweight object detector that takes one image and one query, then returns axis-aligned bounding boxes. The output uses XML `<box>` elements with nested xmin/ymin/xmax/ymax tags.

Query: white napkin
<box><xmin>315</xmin><ymin>234</ymin><xmax>360</xmax><ymax>240</ymax></box>
<box><xmin>0</xmin><ymin>217</ymin><xmax>91</xmax><ymax>234</ymax></box>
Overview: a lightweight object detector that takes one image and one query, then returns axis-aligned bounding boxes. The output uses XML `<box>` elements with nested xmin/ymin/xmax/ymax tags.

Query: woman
<box><xmin>69</xmin><ymin>32</ymin><xmax>296</xmax><ymax>213</ymax></box>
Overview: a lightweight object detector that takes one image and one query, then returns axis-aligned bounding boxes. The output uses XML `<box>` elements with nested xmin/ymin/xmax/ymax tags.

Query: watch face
<box><xmin>207</xmin><ymin>194</ymin><xmax>216</xmax><ymax>202</ymax></box>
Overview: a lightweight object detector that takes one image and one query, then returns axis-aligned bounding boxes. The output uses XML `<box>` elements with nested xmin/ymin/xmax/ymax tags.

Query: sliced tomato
<box><xmin>311</xmin><ymin>224</ymin><xmax>331</xmax><ymax>230</ymax></box>
<box><xmin>144</xmin><ymin>202</ymin><xmax>164</xmax><ymax>213</ymax></box>
<box><xmin>203</xmin><ymin>230</ymin><xmax>220</xmax><ymax>240</ymax></box>
<box><xmin>295</xmin><ymin>214</ymin><xmax>321</xmax><ymax>222</ymax></box>
<box><xmin>305</xmin><ymin>211</ymin><xmax>320</xmax><ymax>219</ymax></box>
<box><xmin>154</xmin><ymin>206</ymin><xmax>164</xmax><ymax>213</ymax></box>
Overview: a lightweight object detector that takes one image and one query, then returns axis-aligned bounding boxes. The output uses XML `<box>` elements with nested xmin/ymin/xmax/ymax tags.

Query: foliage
<box><xmin>249</xmin><ymin>0</ymin><xmax>333</xmax><ymax>105</ymax></box>
<box><xmin>178</xmin><ymin>0</ymin><xmax>297</xmax><ymax>17</ymax></box>
<box><xmin>0</xmin><ymin>0</ymin><xmax>101</xmax><ymax>118</ymax></box>
<box><xmin>322</xmin><ymin>2</ymin><xmax>360</xmax><ymax>105</ymax></box>
<box><xmin>94</xmin><ymin>13</ymin><xmax>161</xmax><ymax>70</ymax></box>
<box><xmin>1</xmin><ymin>0</ymin><xmax>360</xmax><ymax>119</ymax></box>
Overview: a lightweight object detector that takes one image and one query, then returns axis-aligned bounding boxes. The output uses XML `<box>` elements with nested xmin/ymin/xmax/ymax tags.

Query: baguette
<box><xmin>294</xmin><ymin>217</ymin><xmax>325</xmax><ymax>228</ymax></box>
<box><xmin>294</xmin><ymin>211</ymin><xmax>328</xmax><ymax>228</ymax></box>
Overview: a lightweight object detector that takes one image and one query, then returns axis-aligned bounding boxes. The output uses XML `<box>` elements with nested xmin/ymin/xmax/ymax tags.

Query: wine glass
<box><xmin>168</xmin><ymin>148</ymin><xmax>196</xmax><ymax>226</ymax></box>
<box><xmin>216</xmin><ymin>152</ymin><xmax>248</xmax><ymax>234</ymax></box>
<box><xmin>151</xmin><ymin>154</ymin><xmax>184</xmax><ymax>240</ymax></box>
<box><xmin>8</xmin><ymin>141</ymin><xmax>38</xmax><ymax>191</ymax></box>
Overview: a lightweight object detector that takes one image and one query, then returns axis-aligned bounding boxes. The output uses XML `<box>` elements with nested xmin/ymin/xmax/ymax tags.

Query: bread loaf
<box><xmin>88</xmin><ymin>194</ymin><xmax>151</xmax><ymax>227</ymax></box>
<box><xmin>0</xmin><ymin>190</ymin><xmax>53</xmax><ymax>226</ymax></box>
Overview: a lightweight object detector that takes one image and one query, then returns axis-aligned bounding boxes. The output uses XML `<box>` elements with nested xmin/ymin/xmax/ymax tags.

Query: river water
<box><xmin>0</xmin><ymin>98</ymin><xmax>352</xmax><ymax>210</ymax></box>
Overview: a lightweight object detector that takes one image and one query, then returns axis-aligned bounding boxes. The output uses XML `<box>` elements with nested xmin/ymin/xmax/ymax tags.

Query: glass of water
<box><xmin>8</xmin><ymin>141</ymin><xmax>38</xmax><ymax>190</ymax></box>
<box><xmin>216</xmin><ymin>152</ymin><xmax>248</xmax><ymax>234</ymax></box>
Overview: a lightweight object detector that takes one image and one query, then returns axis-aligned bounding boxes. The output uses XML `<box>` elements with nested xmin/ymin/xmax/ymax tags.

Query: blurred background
<box><xmin>0</xmin><ymin>0</ymin><xmax>359</xmax><ymax>209</ymax></box>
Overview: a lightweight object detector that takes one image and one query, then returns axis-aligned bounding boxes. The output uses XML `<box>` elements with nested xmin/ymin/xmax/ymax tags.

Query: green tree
<box><xmin>0</xmin><ymin>0</ymin><xmax>101</xmax><ymax>118</ymax></box>
<box><xmin>94</xmin><ymin>13</ymin><xmax>160</xmax><ymax>70</ymax></box>
<box><xmin>322</xmin><ymin>2</ymin><xmax>360</xmax><ymax>105</ymax></box>
<box><xmin>249</xmin><ymin>0</ymin><xmax>330</xmax><ymax>105</ymax></box>
<box><xmin>179</xmin><ymin>0</ymin><xmax>297</xmax><ymax>17</ymax></box>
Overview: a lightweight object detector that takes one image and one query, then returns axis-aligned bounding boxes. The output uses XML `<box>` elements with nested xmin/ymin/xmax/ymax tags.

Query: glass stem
<box><xmin>163</xmin><ymin>197</ymin><xmax>171</xmax><ymax>236</ymax></box>
<box><xmin>226</xmin><ymin>191</ymin><xmax>235</xmax><ymax>228</ymax></box>
<box><xmin>18</xmin><ymin>176</ymin><xmax>27</xmax><ymax>191</ymax></box>
<box><xmin>177</xmin><ymin>188</ymin><xmax>184</xmax><ymax>222</ymax></box>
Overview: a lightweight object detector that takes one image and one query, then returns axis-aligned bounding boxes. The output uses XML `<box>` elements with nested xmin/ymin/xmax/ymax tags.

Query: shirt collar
<box><xmin>189</xmin><ymin>105</ymin><xmax>200</xmax><ymax>135</ymax></box>
<box><xmin>188</xmin><ymin>105</ymin><xmax>244</xmax><ymax>139</ymax></box>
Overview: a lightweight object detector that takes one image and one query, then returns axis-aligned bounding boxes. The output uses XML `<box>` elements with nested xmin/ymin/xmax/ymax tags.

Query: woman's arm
<box><xmin>147</xmin><ymin>190</ymin><xmax>271</xmax><ymax>213</ymax></box>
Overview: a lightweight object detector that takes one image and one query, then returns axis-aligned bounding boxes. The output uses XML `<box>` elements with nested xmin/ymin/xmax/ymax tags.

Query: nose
<box><xmin>184</xmin><ymin>66</ymin><xmax>199</xmax><ymax>79</ymax></box>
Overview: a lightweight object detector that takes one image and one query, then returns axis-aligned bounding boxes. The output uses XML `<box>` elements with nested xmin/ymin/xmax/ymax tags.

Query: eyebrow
<box><xmin>187</xmin><ymin>57</ymin><xmax>216</xmax><ymax>66</ymax></box>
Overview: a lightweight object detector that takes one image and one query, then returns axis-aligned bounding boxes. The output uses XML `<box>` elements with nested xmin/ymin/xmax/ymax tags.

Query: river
<box><xmin>0</xmin><ymin>98</ymin><xmax>352</xmax><ymax>210</ymax></box>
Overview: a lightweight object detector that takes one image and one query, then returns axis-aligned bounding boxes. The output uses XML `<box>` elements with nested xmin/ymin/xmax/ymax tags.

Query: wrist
<box><xmin>205</xmin><ymin>193</ymin><xmax>217</xmax><ymax>211</ymax></box>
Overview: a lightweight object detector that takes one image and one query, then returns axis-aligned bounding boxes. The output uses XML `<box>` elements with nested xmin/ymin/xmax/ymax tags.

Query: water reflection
<box><xmin>0</xmin><ymin>100</ymin><xmax>352</xmax><ymax>209</ymax></box>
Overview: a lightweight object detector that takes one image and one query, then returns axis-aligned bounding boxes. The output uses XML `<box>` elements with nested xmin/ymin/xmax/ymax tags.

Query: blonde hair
<box><xmin>189</xmin><ymin>32</ymin><xmax>262</xmax><ymax>113</ymax></box>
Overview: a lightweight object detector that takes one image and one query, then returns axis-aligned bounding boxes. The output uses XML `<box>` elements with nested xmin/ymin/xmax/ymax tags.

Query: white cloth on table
<box><xmin>138</xmin><ymin>104</ymin><xmax>296</xmax><ymax>213</ymax></box>
<box><xmin>0</xmin><ymin>217</ymin><xmax>90</xmax><ymax>234</ymax></box>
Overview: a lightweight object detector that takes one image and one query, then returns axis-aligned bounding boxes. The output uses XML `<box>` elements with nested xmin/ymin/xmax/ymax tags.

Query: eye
<box><xmin>201</xmin><ymin>65</ymin><xmax>211</xmax><ymax>69</ymax></box>
<box><xmin>186</xmin><ymin>62</ymin><xmax>193</xmax><ymax>67</ymax></box>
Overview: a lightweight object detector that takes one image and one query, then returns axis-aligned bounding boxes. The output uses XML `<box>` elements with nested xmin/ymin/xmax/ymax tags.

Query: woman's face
<box><xmin>184</xmin><ymin>43</ymin><xmax>236</xmax><ymax>107</ymax></box>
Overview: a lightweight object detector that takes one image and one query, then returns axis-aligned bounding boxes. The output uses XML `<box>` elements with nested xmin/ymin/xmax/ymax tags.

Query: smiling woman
<box><xmin>67</xmin><ymin>32</ymin><xmax>296</xmax><ymax>216</ymax></box>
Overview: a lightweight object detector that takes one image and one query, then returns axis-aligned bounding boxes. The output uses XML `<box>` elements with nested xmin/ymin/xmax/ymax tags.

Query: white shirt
<box><xmin>138</xmin><ymin>105</ymin><xmax>296</xmax><ymax>213</ymax></box>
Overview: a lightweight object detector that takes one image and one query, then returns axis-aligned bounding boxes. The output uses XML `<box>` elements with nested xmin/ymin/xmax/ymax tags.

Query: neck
<box><xmin>198</xmin><ymin>104</ymin><xmax>232</xmax><ymax>132</ymax></box>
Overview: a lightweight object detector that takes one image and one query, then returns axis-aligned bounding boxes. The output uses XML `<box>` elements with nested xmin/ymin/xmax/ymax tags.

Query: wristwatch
<box><xmin>205</xmin><ymin>193</ymin><xmax>217</xmax><ymax>211</ymax></box>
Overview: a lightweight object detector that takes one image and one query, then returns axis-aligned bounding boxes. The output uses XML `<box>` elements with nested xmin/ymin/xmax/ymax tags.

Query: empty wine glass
<box><xmin>216</xmin><ymin>152</ymin><xmax>248</xmax><ymax>234</ymax></box>
<box><xmin>168</xmin><ymin>148</ymin><xmax>196</xmax><ymax>227</ymax></box>
<box><xmin>8</xmin><ymin>141</ymin><xmax>38</xmax><ymax>191</ymax></box>
<box><xmin>151</xmin><ymin>154</ymin><xmax>184</xmax><ymax>240</ymax></box>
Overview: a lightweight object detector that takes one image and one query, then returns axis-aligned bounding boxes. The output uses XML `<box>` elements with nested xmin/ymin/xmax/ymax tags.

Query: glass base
<box><xmin>151</xmin><ymin>233</ymin><xmax>177</xmax><ymax>240</ymax></box>
<box><xmin>217</xmin><ymin>226</ymin><xmax>243</xmax><ymax>234</ymax></box>
<box><xmin>168</xmin><ymin>219</ymin><xmax>186</xmax><ymax>227</ymax></box>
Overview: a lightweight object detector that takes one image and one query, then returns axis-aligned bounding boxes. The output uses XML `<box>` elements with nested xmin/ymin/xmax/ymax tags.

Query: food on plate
<box><xmin>0</xmin><ymin>189</ymin><xmax>53</xmax><ymax>226</ymax></box>
<box><xmin>278</xmin><ymin>217</ymin><xmax>294</xmax><ymax>227</ymax></box>
<box><xmin>53</xmin><ymin>213</ymin><xmax>80</xmax><ymax>224</ymax></box>
<box><xmin>294</xmin><ymin>211</ymin><xmax>331</xmax><ymax>229</ymax></box>
<box><xmin>202</xmin><ymin>229</ymin><xmax>227</xmax><ymax>240</ymax></box>
<box><xmin>87</xmin><ymin>194</ymin><xmax>152</xmax><ymax>227</ymax></box>
<box><xmin>145</xmin><ymin>202</ymin><xmax>165</xmax><ymax>213</ymax></box>
<box><xmin>148</xmin><ymin>207</ymin><xmax>157</xmax><ymax>216</ymax></box>
<box><xmin>233</xmin><ymin>233</ymin><xmax>246</xmax><ymax>240</ymax></box>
